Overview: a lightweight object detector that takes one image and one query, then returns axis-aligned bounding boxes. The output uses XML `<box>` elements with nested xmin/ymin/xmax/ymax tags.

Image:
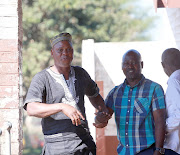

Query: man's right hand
<box><xmin>60</xmin><ymin>103</ymin><xmax>85</xmax><ymax>126</ymax></box>
<box><xmin>93</xmin><ymin>111</ymin><xmax>111</xmax><ymax>128</ymax></box>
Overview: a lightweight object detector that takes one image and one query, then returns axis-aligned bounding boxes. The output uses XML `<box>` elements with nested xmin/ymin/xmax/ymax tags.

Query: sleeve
<box><xmin>171</xmin><ymin>78</ymin><xmax>180</xmax><ymax>110</ymax></box>
<box><xmin>81</xmin><ymin>68</ymin><xmax>99</xmax><ymax>98</ymax></box>
<box><xmin>105</xmin><ymin>87</ymin><xmax>117</xmax><ymax>112</ymax></box>
<box><xmin>24</xmin><ymin>72</ymin><xmax>46</xmax><ymax>110</ymax></box>
<box><xmin>166</xmin><ymin>78</ymin><xmax>180</xmax><ymax>131</ymax></box>
<box><xmin>152</xmin><ymin>84</ymin><xmax>166</xmax><ymax>111</ymax></box>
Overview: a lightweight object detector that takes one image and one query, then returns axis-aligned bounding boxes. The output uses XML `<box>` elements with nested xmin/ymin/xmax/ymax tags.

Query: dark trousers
<box><xmin>136</xmin><ymin>145</ymin><xmax>180</xmax><ymax>155</ymax></box>
<box><xmin>74</xmin><ymin>148</ymin><xmax>96</xmax><ymax>155</ymax></box>
<box><xmin>165</xmin><ymin>149</ymin><xmax>180</xmax><ymax>155</ymax></box>
<box><xmin>136</xmin><ymin>144</ymin><xmax>155</xmax><ymax>155</ymax></box>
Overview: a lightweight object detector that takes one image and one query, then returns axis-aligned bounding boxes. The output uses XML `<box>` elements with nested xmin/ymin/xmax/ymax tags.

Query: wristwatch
<box><xmin>155</xmin><ymin>147</ymin><xmax>165</xmax><ymax>154</ymax></box>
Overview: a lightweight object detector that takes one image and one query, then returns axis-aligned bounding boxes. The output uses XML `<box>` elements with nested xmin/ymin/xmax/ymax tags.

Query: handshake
<box><xmin>93</xmin><ymin>110</ymin><xmax>112</xmax><ymax>128</ymax></box>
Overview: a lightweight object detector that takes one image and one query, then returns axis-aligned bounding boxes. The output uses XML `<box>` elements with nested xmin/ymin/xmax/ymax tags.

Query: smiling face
<box><xmin>122</xmin><ymin>50</ymin><xmax>143</xmax><ymax>84</ymax></box>
<box><xmin>51</xmin><ymin>40</ymin><xmax>73</xmax><ymax>68</ymax></box>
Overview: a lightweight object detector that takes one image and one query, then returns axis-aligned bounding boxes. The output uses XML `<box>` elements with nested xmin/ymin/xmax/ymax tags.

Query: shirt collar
<box><xmin>123</xmin><ymin>74</ymin><xmax>145</xmax><ymax>88</ymax></box>
<box><xmin>69</xmin><ymin>66</ymin><xmax>73</xmax><ymax>76</ymax></box>
<box><xmin>47</xmin><ymin>66</ymin><xmax>74</xmax><ymax>77</ymax></box>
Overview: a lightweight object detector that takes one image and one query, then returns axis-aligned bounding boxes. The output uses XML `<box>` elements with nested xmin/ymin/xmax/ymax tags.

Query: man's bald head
<box><xmin>161</xmin><ymin>48</ymin><xmax>180</xmax><ymax>76</ymax></box>
<box><xmin>122</xmin><ymin>49</ymin><xmax>142</xmax><ymax>62</ymax></box>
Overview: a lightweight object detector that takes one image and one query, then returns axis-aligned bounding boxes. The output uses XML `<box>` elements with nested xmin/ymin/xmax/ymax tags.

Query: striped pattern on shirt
<box><xmin>105</xmin><ymin>75</ymin><xmax>165</xmax><ymax>155</ymax></box>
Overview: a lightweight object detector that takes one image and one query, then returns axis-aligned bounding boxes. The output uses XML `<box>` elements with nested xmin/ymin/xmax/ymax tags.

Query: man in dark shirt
<box><xmin>24</xmin><ymin>32</ymin><xmax>109</xmax><ymax>155</ymax></box>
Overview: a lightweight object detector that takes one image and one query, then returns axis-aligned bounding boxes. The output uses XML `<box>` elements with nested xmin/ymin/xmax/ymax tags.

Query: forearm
<box><xmin>154</xmin><ymin>122</ymin><xmax>166</xmax><ymax>155</ymax></box>
<box><xmin>89</xmin><ymin>94</ymin><xmax>109</xmax><ymax>113</ymax></box>
<box><xmin>153</xmin><ymin>109</ymin><xmax>166</xmax><ymax>148</ymax></box>
<box><xmin>155</xmin><ymin>120</ymin><xmax>166</xmax><ymax>148</ymax></box>
<box><xmin>27</xmin><ymin>102</ymin><xmax>85</xmax><ymax>126</ymax></box>
<box><xmin>26</xmin><ymin>102</ymin><xmax>62</xmax><ymax>118</ymax></box>
<box><xmin>152</xmin><ymin>109</ymin><xmax>166</xmax><ymax>155</ymax></box>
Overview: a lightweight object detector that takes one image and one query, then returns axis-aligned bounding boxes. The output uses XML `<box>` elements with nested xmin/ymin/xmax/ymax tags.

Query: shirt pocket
<box><xmin>133</xmin><ymin>98</ymin><xmax>150</xmax><ymax>115</ymax></box>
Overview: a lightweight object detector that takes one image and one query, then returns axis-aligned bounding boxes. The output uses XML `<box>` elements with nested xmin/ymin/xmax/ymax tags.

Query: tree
<box><xmin>22</xmin><ymin>0</ymin><xmax>154</xmax><ymax>93</ymax></box>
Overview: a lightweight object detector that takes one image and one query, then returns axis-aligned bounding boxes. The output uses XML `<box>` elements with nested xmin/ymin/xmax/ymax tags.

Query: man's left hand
<box><xmin>93</xmin><ymin>121</ymin><xmax>108</xmax><ymax>128</ymax></box>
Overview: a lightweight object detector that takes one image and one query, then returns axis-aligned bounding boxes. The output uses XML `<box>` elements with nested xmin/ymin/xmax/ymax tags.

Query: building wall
<box><xmin>0</xmin><ymin>0</ymin><xmax>23</xmax><ymax>154</ymax></box>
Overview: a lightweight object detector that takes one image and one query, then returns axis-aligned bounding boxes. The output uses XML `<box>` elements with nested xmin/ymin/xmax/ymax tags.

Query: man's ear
<box><xmin>51</xmin><ymin>49</ymin><xmax>53</xmax><ymax>56</ymax></box>
<box><xmin>161</xmin><ymin>62</ymin><xmax>165</xmax><ymax>68</ymax></box>
<box><xmin>141</xmin><ymin>61</ymin><xmax>143</xmax><ymax>69</ymax></box>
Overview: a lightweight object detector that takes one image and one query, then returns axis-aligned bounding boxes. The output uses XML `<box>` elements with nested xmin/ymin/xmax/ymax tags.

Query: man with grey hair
<box><xmin>24</xmin><ymin>32</ymin><xmax>110</xmax><ymax>155</ymax></box>
<box><xmin>161</xmin><ymin>48</ymin><xmax>180</xmax><ymax>155</ymax></box>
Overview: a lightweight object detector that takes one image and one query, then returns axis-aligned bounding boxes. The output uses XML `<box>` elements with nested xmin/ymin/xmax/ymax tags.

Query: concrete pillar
<box><xmin>82</xmin><ymin>39</ymin><xmax>96</xmax><ymax>141</ymax></box>
<box><xmin>0</xmin><ymin>0</ymin><xmax>23</xmax><ymax>155</ymax></box>
<box><xmin>82</xmin><ymin>40</ymin><xmax>118</xmax><ymax>155</ymax></box>
<box><xmin>82</xmin><ymin>39</ymin><xmax>95</xmax><ymax>79</ymax></box>
<box><xmin>95</xmin><ymin>81</ymin><xmax>118</xmax><ymax>155</ymax></box>
<box><xmin>166</xmin><ymin>8</ymin><xmax>180</xmax><ymax>50</ymax></box>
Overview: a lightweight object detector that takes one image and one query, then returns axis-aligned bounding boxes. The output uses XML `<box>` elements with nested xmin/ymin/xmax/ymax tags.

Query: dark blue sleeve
<box><xmin>152</xmin><ymin>84</ymin><xmax>166</xmax><ymax>111</ymax></box>
<box><xmin>105</xmin><ymin>87</ymin><xmax>117</xmax><ymax>111</ymax></box>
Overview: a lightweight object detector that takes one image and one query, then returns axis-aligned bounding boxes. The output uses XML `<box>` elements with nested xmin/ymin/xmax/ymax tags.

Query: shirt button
<box><xmin>127</xmin><ymin>110</ymin><xmax>130</xmax><ymax>113</ymax></box>
<box><xmin>126</xmin><ymin>122</ymin><xmax>128</xmax><ymax>124</ymax></box>
<box><xmin>126</xmin><ymin>133</ymin><xmax>128</xmax><ymax>135</ymax></box>
<box><xmin>128</xmin><ymin>100</ymin><xmax>130</xmax><ymax>102</ymax></box>
<box><xmin>130</xmin><ymin>89</ymin><xmax>132</xmax><ymax>91</ymax></box>
<box><xmin>126</xmin><ymin>144</ymin><xmax>129</xmax><ymax>147</ymax></box>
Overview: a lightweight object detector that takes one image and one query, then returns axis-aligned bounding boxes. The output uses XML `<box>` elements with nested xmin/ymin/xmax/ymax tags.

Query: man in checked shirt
<box><xmin>94</xmin><ymin>49</ymin><xmax>166</xmax><ymax>155</ymax></box>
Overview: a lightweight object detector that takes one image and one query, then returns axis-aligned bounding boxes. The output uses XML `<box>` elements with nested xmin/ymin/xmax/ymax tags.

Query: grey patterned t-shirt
<box><xmin>24</xmin><ymin>66</ymin><xmax>99</xmax><ymax>136</ymax></box>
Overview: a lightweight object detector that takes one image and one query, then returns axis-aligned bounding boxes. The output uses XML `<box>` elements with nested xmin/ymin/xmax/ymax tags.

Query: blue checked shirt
<box><xmin>105</xmin><ymin>75</ymin><xmax>165</xmax><ymax>155</ymax></box>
